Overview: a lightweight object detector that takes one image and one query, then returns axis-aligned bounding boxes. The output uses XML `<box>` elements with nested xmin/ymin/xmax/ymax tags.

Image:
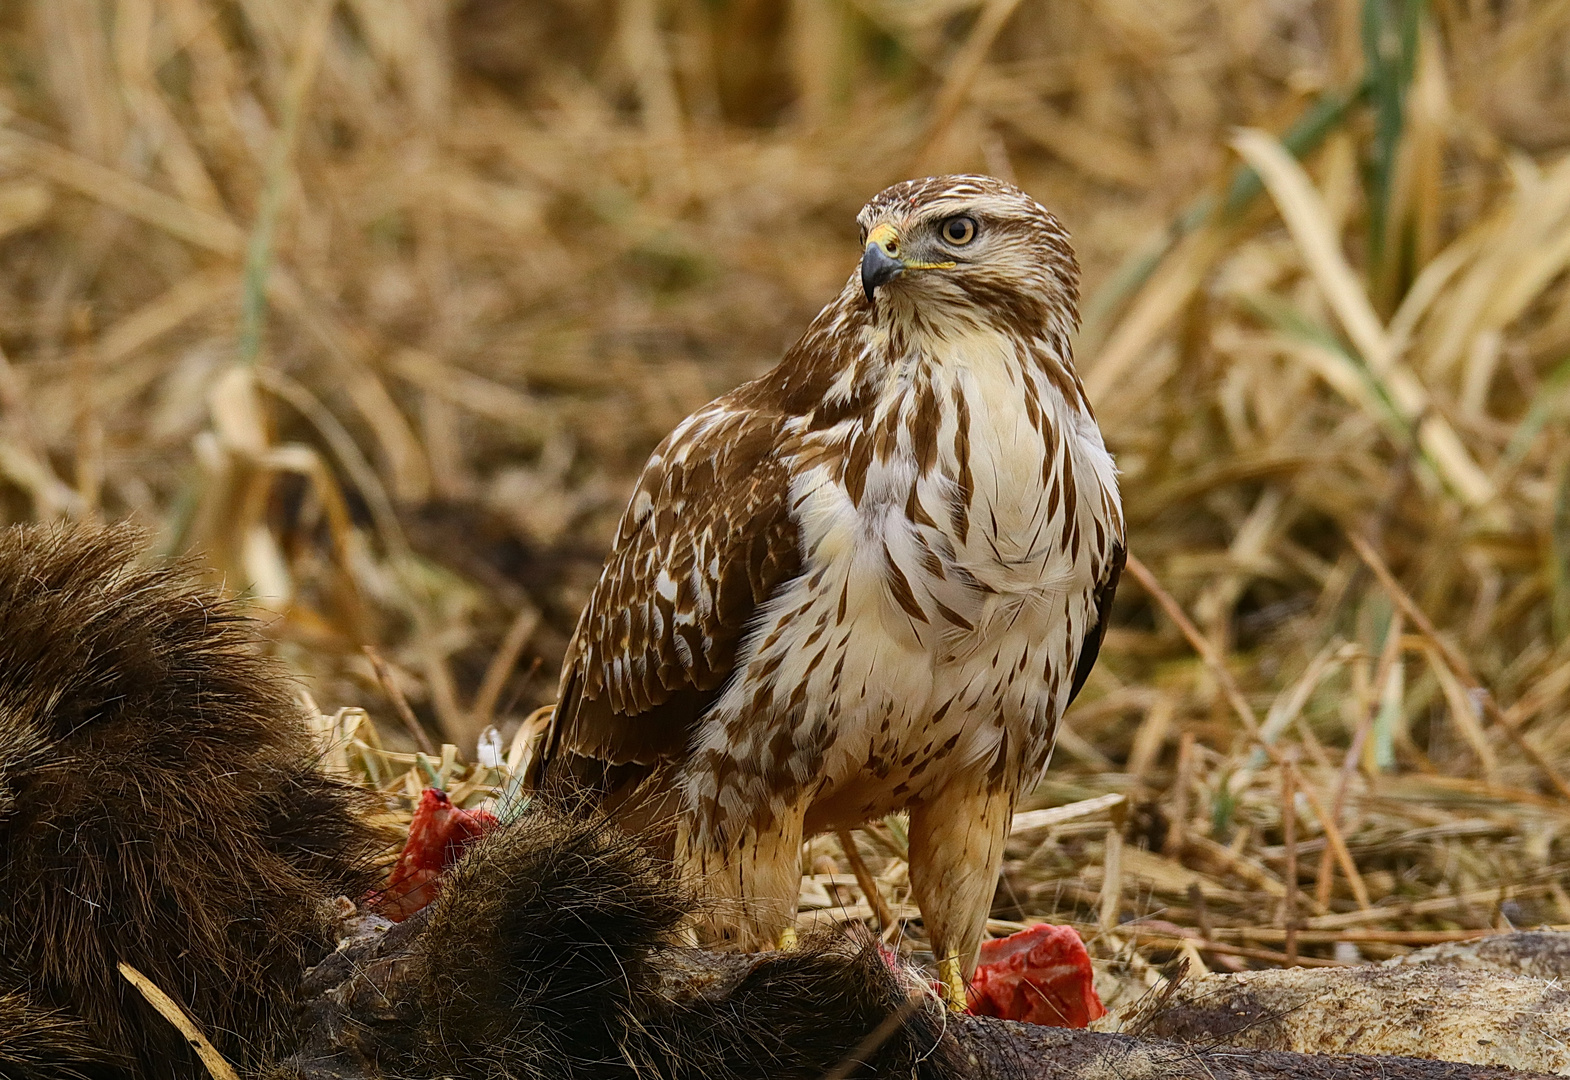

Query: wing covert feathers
<box><xmin>543</xmin><ymin>400</ymin><xmax>801</xmax><ymax>773</ymax></box>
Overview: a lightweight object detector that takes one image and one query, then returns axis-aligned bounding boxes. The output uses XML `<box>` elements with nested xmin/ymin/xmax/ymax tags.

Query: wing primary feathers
<box><xmin>1067</xmin><ymin>541</ymin><xmax>1124</xmax><ymax>707</ymax></box>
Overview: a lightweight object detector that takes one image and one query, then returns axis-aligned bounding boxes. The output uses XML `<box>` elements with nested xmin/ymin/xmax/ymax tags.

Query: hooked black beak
<box><xmin>861</xmin><ymin>243</ymin><xmax>904</xmax><ymax>302</ymax></box>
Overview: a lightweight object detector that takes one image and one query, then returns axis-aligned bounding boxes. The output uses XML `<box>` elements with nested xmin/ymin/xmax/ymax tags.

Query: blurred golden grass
<box><xmin>3</xmin><ymin>0</ymin><xmax>1570</xmax><ymax>984</ymax></box>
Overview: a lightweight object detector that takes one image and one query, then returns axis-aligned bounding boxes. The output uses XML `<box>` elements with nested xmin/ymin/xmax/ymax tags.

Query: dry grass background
<box><xmin>3</xmin><ymin>0</ymin><xmax>1570</xmax><ymax>992</ymax></box>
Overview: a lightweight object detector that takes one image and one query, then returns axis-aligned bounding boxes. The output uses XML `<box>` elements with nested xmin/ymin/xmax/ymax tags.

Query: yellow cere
<box><xmin>866</xmin><ymin>222</ymin><xmax>899</xmax><ymax>253</ymax></box>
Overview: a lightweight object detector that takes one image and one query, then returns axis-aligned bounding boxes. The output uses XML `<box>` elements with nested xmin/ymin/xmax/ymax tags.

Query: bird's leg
<box><xmin>907</xmin><ymin>770</ymin><xmax>1015</xmax><ymax>1011</ymax></box>
<box><xmin>680</xmin><ymin>799</ymin><xmax>808</xmax><ymax>952</ymax></box>
<box><xmin>937</xmin><ymin>953</ymin><xmax>966</xmax><ymax>1012</ymax></box>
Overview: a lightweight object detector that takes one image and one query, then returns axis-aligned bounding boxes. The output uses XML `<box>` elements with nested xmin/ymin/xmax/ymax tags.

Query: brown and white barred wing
<box><xmin>542</xmin><ymin>399</ymin><xmax>802</xmax><ymax>772</ymax></box>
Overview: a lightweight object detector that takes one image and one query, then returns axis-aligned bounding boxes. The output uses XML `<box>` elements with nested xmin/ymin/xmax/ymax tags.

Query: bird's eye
<box><xmin>940</xmin><ymin>216</ymin><xmax>978</xmax><ymax>245</ymax></box>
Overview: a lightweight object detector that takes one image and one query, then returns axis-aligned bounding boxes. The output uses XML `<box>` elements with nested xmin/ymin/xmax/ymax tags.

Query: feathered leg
<box><xmin>681</xmin><ymin>800</ymin><xmax>808</xmax><ymax>951</ymax></box>
<box><xmin>907</xmin><ymin>767</ymin><xmax>1016</xmax><ymax>1009</ymax></box>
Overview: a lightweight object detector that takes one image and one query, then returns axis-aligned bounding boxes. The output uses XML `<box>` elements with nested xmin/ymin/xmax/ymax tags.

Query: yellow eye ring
<box><xmin>940</xmin><ymin>216</ymin><xmax>978</xmax><ymax>245</ymax></box>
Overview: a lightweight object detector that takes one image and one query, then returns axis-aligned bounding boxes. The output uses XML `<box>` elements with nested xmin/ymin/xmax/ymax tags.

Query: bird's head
<box><xmin>854</xmin><ymin>175</ymin><xmax>1079</xmax><ymax>342</ymax></box>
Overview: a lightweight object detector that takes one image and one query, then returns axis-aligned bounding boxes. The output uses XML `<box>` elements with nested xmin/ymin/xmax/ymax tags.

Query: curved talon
<box><xmin>937</xmin><ymin>952</ymin><xmax>967</xmax><ymax>1012</ymax></box>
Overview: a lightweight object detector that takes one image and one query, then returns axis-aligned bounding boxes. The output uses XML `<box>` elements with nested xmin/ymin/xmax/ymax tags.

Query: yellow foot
<box><xmin>937</xmin><ymin>952</ymin><xmax>966</xmax><ymax>1012</ymax></box>
<box><xmin>777</xmin><ymin>925</ymin><xmax>799</xmax><ymax>951</ymax></box>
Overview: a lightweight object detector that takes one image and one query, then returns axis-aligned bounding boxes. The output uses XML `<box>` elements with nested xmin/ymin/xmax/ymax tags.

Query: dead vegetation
<box><xmin>2</xmin><ymin>0</ymin><xmax>1570</xmax><ymax>997</ymax></box>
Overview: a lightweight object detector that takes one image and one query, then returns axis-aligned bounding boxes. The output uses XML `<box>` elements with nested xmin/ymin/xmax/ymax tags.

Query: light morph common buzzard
<box><xmin>531</xmin><ymin>175</ymin><xmax>1125</xmax><ymax>1006</ymax></box>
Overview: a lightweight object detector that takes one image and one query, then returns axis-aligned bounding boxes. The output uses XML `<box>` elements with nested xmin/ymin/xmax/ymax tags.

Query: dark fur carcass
<box><xmin>0</xmin><ymin>524</ymin><xmax>384</xmax><ymax>1079</ymax></box>
<box><xmin>280</xmin><ymin>810</ymin><xmax>963</xmax><ymax>1080</ymax></box>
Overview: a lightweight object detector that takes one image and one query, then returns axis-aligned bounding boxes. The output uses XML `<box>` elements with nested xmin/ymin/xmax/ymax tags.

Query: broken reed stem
<box><xmin>118</xmin><ymin>963</ymin><xmax>240</xmax><ymax>1080</ymax></box>
<box><xmin>1187</xmin><ymin>881</ymin><xmax>1214</xmax><ymax>941</ymax></box>
<box><xmin>239</xmin><ymin>0</ymin><xmax>335</xmax><ymax>366</ymax></box>
<box><xmin>363</xmin><ymin>645</ymin><xmax>438</xmax><ymax>756</ymax></box>
<box><xmin>836</xmin><ymin>829</ymin><xmax>897</xmax><ymax>934</ymax></box>
<box><xmin>70</xmin><ymin>321</ymin><xmax>102</xmax><ymax>518</ymax></box>
<box><xmin>421</xmin><ymin>648</ymin><xmax>467</xmax><ymax>748</ymax></box>
<box><xmin>1318</xmin><ymin>611</ymin><xmax>1404</xmax><ymax>909</ymax></box>
<box><xmin>1187</xmin><ymin>834</ymin><xmax>1297</xmax><ymax>904</ymax></box>
<box><xmin>1126</xmin><ymin>553</ymin><xmax>1267</xmax><ymax>743</ymax></box>
<box><xmin>1099</xmin><ymin>826</ymin><xmax>1124</xmax><ymax>934</ymax></box>
<box><xmin>1127</xmin><ymin>695</ymin><xmax>1175</xmax><ymax>791</ymax></box>
<box><xmin>1313</xmin><ymin>839</ymin><xmax>1334</xmax><ymax>914</ymax></box>
<box><xmin>1166</xmin><ymin>729</ymin><xmax>1196</xmax><ymax>856</ymax></box>
<box><xmin>1304</xmin><ymin>881</ymin><xmax>1555</xmax><ymax>930</ymax></box>
<box><xmin>1123</xmin><ymin>933</ymin><xmax>1348</xmax><ymax>968</ymax></box>
<box><xmin>1349</xmin><ymin>532</ymin><xmax>1570</xmax><ymax>802</ymax></box>
<box><xmin>1296</xmin><ymin>776</ymin><xmax>1373</xmax><ymax>911</ymax></box>
<box><xmin>1196</xmin><ymin>941</ymin><xmax>1343</xmax><ymax>969</ymax></box>
<box><xmin>914</xmin><ymin>0</ymin><xmax>1028</xmax><ymax>170</ymax></box>
<box><xmin>470</xmin><ymin>605</ymin><xmax>541</xmax><ymax>735</ymax></box>
<box><xmin>1282</xmin><ymin>755</ymin><xmax>1299</xmax><ymax>967</ymax></box>
<box><xmin>253</xmin><ymin>367</ymin><xmax>414</xmax><ymax>566</ymax></box>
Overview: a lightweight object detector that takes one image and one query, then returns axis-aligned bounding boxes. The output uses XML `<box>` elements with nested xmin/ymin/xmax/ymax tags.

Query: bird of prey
<box><xmin>531</xmin><ymin>175</ymin><xmax>1124</xmax><ymax>1007</ymax></box>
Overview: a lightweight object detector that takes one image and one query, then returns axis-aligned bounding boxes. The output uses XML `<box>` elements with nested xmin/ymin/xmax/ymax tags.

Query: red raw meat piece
<box><xmin>967</xmin><ymin>923</ymin><xmax>1105</xmax><ymax>1027</ymax></box>
<box><xmin>378</xmin><ymin>787</ymin><xmax>498</xmax><ymax>920</ymax></box>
